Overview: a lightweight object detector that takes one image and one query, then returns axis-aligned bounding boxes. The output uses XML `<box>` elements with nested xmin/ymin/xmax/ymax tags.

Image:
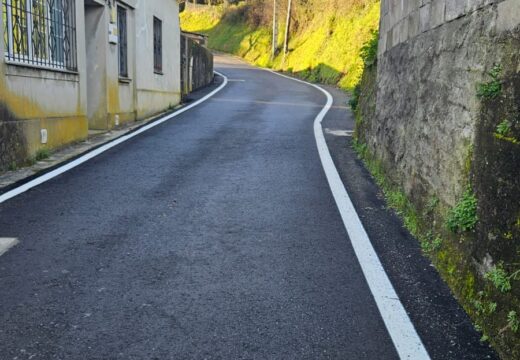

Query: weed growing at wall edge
<box><xmin>446</xmin><ymin>187</ymin><xmax>478</xmax><ymax>233</ymax></box>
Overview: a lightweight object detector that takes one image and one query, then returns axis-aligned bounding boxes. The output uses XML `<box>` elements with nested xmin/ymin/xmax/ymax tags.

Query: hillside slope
<box><xmin>180</xmin><ymin>1</ymin><xmax>380</xmax><ymax>91</ymax></box>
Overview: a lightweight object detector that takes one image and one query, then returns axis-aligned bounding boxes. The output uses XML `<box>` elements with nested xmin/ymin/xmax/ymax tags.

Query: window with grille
<box><xmin>153</xmin><ymin>16</ymin><xmax>162</xmax><ymax>74</ymax></box>
<box><xmin>2</xmin><ymin>0</ymin><xmax>77</xmax><ymax>71</ymax></box>
<box><xmin>117</xmin><ymin>6</ymin><xmax>127</xmax><ymax>78</ymax></box>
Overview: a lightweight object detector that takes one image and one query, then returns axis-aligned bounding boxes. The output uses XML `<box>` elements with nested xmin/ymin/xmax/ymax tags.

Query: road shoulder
<box><xmin>321</xmin><ymin>85</ymin><xmax>497</xmax><ymax>359</ymax></box>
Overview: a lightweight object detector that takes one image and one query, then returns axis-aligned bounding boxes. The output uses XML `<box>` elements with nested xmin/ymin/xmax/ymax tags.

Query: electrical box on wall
<box><xmin>40</xmin><ymin>129</ymin><xmax>48</xmax><ymax>144</ymax></box>
<box><xmin>109</xmin><ymin>23</ymin><xmax>118</xmax><ymax>44</ymax></box>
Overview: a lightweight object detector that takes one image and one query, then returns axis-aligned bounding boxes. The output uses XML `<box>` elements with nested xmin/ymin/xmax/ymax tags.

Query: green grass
<box><xmin>352</xmin><ymin>139</ymin><xmax>421</xmax><ymax>239</ymax></box>
<box><xmin>180</xmin><ymin>1</ymin><xmax>380</xmax><ymax>91</ymax></box>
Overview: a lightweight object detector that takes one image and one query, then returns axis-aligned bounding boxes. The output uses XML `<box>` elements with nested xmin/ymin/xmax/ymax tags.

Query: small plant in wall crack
<box><xmin>494</xmin><ymin>119</ymin><xmax>519</xmax><ymax>144</ymax></box>
<box><xmin>485</xmin><ymin>263</ymin><xmax>512</xmax><ymax>293</ymax></box>
<box><xmin>507</xmin><ymin>311</ymin><xmax>520</xmax><ymax>333</ymax></box>
<box><xmin>496</xmin><ymin>120</ymin><xmax>512</xmax><ymax>136</ymax></box>
<box><xmin>421</xmin><ymin>235</ymin><xmax>443</xmax><ymax>254</ymax></box>
<box><xmin>446</xmin><ymin>187</ymin><xmax>478</xmax><ymax>233</ymax></box>
<box><xmin>34</xmin><ymin>148</ymin><xmax>50</xmax><ymax>162</ymax></box>
<box><xmin>477</xmin><ymin>64</ymin><xmax>502</xmax><ymax>99</ymax></box>
<box><xmin>472</xmin><ymin>292</ymin><xmax>497</xmax><ymax>316</ymax></box>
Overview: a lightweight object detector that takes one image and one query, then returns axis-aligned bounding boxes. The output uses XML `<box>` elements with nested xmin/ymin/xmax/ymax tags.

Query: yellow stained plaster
<box><xmin>0</xmin><ymin>62</ymin><xmax>88</xmax><ymax>157</ymax></box>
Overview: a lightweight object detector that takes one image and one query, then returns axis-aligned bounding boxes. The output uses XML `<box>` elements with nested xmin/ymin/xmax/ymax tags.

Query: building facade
<box><xmin>0</xmin><ymin>0</ymin><xmax>182</xmax><ymax>170</ymax></box>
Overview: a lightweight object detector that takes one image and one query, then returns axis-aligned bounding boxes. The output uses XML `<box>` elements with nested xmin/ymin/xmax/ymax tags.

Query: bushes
<box><xmin>360</xmin><ymin>29</ymin><xmax>378</xmax><ymax>67</ymax></box>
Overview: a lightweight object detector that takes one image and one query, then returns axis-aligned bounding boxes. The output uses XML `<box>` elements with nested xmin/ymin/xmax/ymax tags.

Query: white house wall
<box><xmin>134</xmin><ymin>0</ymin><xmax>181</xmax><ymax>119</ymax></box>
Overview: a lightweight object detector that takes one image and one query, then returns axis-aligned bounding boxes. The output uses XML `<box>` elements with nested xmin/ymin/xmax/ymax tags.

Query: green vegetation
<box><xmin>348</xmin><ymin>29</ymin><xmax>378</xmax><ymax>111</ymax></box>
<box><xmin>349</xmin><ymin>84</ymin><xmax>361</xmax><ymax>111</ymax></box>
<box><xmin>508</xmin><ymin>311</ymin><xmax>520</xmax><ymax>333</ymax></box>
<box><xmin>353</xmin><ymin>140</ymin><xmax>422</xmax><ymax>239</ymax></box>
<box><xmin>494</xmin><ymin>119</ymin><xmax>519</xmax><ymax>144</ymax></box>
<box><xmin>34</xmin><ymin>149</ymin><xmax>50</xmax><ymax>162</ymax></box>
<box><xmin>421</xmin><ymin>234</ymin><xmax>443</xmax><ymax>253</ymax></box>
<box><xmin>473</xmin><ymin>293</ymin><xmax>497</xmax><ymax>316</ymax></box>
<box><xmin>180</xmin><ymin>0</ymin><xmax>380</xmax><ymax>91</ymax></box>
<box><xmin>477</xmin><ymin>64</ymin><xmax>502</xmax><ymax>99</ymax></box>
<box><xmin>446</xmin><ymin>188</ymin><xmax>478</xmax><ymax>233</ymax></box>
<box><xmin>7</xmin><ymin>161</ymin><xmax>18</xmax><ymax>171</ymax></box>
<box><xmin>360</xmin><ymin>29</ymin><xmax>378</xmax><ymax>67</ymax></box>
<box><xmin>496</xmin><ymin>119</ymin><xmax>512</xmax><ymax>136</ymax></box>
<box><xmin>485</xmin><ymin>264</ymin><xmax>512</xmax><ymax>293</ymax></box>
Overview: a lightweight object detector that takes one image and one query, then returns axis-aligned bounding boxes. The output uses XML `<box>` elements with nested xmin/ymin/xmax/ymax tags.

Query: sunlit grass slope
<box><xmin>180</xmin><ymin>1</ymin><xmax>380</xmax><ymax>91</ymax></box>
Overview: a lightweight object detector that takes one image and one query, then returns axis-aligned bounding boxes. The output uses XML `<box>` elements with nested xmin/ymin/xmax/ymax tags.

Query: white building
<box><xmin>0</xmin><ymin>0</ymin><xmax>182</xmax><ymax>169</ymax></box>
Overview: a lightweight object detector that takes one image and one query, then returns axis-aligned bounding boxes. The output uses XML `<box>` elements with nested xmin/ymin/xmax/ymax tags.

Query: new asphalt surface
<box><xmin>0</xmin><ymin>55</ymin><xmax>496</xmax><ymax>359</ymax></box>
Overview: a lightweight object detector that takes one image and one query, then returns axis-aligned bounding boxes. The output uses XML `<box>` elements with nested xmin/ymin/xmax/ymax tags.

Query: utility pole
<box><xmin>283</xmin><ymin>0</ymin><xmax>292</xmax><ymax>61</ymax></box>
<box><xmin>272</xmin><ymin>0</ymin><xmax>278</xmax><ymax>59</ymax></box>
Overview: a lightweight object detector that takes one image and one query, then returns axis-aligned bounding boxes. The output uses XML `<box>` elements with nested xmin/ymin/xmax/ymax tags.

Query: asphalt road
<box><xmin>0</xmin><ymin>55</ymin><xmax>496</xmax><ymax>359</ymax></box>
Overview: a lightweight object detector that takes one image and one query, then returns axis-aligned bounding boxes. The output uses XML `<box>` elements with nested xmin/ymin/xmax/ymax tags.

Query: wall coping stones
<box><xmin>378</xmin><ymin>0</ymin><xmax>513</xmax><ymax>55</ymax></box>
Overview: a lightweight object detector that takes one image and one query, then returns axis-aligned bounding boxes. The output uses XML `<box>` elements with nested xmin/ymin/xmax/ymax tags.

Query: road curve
<box><xmin>0</xmin><ymin>55</ymin><xmax>493</xmax><ymax>359</ymax></box>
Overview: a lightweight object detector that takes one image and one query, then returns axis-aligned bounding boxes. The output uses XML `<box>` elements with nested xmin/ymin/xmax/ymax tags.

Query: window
<box><xmin>2</xmin><ymin>0</ymin><xmax>77</xmax><ymax>71</ymax></box>
<box><xmin>117</xmin><ymin>6</ymin><xmax>127</xmax><ymax>78</ymax></box>
<box><xmin>153</xmin><ymin>16</ymin><xmax>161</xmax><ymax>74</ymax></box>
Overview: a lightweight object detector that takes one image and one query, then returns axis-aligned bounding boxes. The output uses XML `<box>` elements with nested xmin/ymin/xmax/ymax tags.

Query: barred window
<box><xmin>117</xmin><ymin>5</ymin><xmax>127</xmax><ymax>78</ymax></box>
<box><xmin>153</xmin><ymin>16</ymin><xmax>161</xmax><ymax>74</ymax></box>
<box><xmin>2</xmin><ymin>0</ymin><xmax>77</xmax><ymax>71</ymax></box>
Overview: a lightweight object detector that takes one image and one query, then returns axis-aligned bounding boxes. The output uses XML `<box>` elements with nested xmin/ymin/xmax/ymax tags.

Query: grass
<box><xmin>34</xmin><ymin>149</ymin><xmax>50</xmax><ymax>162</ymax></box>
<box><xmin>353</xmin><ymin>140</ymin><xmax>421</xmax><ymax>239</ymax></box>
<box><xmin>180</xmin><ymin>1</ymin><xmax>380</xmax><ymax>91</ymax></box>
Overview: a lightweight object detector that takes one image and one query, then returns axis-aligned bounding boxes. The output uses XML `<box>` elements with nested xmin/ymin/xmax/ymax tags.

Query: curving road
<box><xmin>0</xmin><ymin>55</ymin><xmax>495</xmax><ymax>359</ymax></box>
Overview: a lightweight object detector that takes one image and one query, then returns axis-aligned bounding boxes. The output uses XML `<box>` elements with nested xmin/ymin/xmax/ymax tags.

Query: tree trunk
<box><xmin>283</xmin><ymin>0</ymin><xmax>292</xmax><ymax>60</ymax></box>
<box><xmin>272</xmin><ymin>0</ymin><xmax>278</xmax><ymax>59</ymax></box>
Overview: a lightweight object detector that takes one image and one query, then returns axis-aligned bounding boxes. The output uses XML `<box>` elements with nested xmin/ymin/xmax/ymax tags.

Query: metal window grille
<box><xmin>2</xmin><ymin>0</ymin><xmax>77</xmax><ymax>71</ymax></box>
<box><xmin>153</xmin><ymin>16</ymin><xmax>162</xmax><ymax>73</ymax></box>
<box><xmin>117</xmin><ymin>5</ymin><xmax>127</xmax><ymax>77</ymax></box>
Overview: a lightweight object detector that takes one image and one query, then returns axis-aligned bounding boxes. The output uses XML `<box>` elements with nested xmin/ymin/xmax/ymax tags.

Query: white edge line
<box><xmin>0</xmin><ymin>72</ymin><xmax>229</xmax><ymax>205</ymax></box>
<box><xmin>266</xmin><ymin>69</ymin><xmax>430</xmax><ymax>360</ymax></box>
<box><xmin>0</xmin><ymin>238</ymin><xmax>19</xmax><ymax>257</ymax></box>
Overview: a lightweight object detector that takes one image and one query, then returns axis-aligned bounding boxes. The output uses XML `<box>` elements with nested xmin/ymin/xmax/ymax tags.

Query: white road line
<box><xmin>0</xmin><ymin>238</ymin><xmax>19</xmax><ymax>257</ymax></box>
<box><xmin>324</xmin><ymin>128</ymin><xmax>354</xmax><ymax>137</ymax></box>
<box><xmin>268</xmin><ymin>70</ymin><xmax>430</xmax><ymax>360</ymax></box>
<box><xmin>0</xmin><ymin>72</ymin><xmax>229</xmax><ymax>205</ymax></box>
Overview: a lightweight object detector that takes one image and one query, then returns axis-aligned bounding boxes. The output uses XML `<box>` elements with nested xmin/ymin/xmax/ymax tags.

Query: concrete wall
<box><xmin>379</xmin><ymin>0</ymin><xmax>519</xmax><ymax>56</ymax></box>
<box><xmin>180</xmin><ymin>34</ymin><xmax>214</xmax><ymax>95</ymax></box>
<box><xmin>372</xmin><ymin>0</ymin><xmax>519</xmax><ymax>206</ymax></box>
